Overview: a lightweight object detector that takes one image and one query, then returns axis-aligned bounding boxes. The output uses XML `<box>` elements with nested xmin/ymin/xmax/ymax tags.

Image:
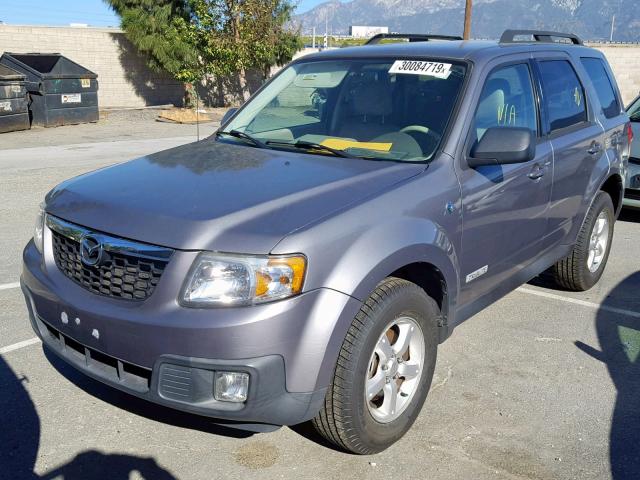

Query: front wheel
<box><xmin>547</xmin><ymin>191</ymin><xmax>615</xmax><ymax>291</ymax></box>
<box><xmin>312</xmin><ymin>277</ymin><xmax>439</xmax><ymax>454</ymax></box>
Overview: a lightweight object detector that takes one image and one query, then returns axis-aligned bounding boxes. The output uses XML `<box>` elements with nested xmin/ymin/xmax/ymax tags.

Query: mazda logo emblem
<box><xmin>80</xmin><ymin>234</ymin><xmax>103</xmax><ymax>267</ymax></box>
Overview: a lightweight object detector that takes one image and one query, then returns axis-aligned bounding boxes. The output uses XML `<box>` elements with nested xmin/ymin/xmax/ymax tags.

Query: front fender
<box><xmin>277</xmin><ymin>215</ymin><xmax>459</xmax><ymax>312</ymax></box>
<box><xmin>329</xmin><ymin>219</ymin><xmax>459</xmax><ymax>305</ymax></box>
<box><xmin>274</xmin><ymin>215</ymin><xmax>461</xmax><ymax>385</ymax></box>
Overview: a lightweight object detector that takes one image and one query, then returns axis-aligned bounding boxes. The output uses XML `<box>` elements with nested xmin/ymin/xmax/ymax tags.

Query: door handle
<box><xmin>527</xmin><ymin>164</ymin><xmax>545</xmax><ymax>180</ymax></box>
<box><xmin>587</xmin><ymin>142</ymin><xmax>602</xmax><ymax>155</ymax></box>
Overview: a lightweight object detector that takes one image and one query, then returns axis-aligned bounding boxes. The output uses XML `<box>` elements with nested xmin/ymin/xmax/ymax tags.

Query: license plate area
<box><xmin>36</xmin><ymin>314</ymin><xmax>151</xmax><ymax>392</ymax></box>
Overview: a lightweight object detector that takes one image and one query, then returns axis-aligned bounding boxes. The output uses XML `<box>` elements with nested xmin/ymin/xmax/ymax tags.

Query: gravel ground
<box><xmin>0</xmin><ymin>126</ymin><xmax>639</xmax><ymax>480</ymax></box>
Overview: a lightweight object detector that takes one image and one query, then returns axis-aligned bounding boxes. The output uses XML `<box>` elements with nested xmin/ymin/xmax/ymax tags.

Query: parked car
<box><xmin>21</xmin><ymin>30</ymin><xmax>631</xmax><ymax>454</ymax></box>
<box><xmin>624</xmin><ymin>94</ymin><xmax>640</xmax><ymax>208</ymax></box>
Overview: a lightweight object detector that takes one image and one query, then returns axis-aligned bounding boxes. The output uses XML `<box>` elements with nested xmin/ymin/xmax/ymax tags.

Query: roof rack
<box><xmin>499</xmin><ymin>29</ymin><xmax>583</xmax><ymax>45</ymax></box>
<box><xmin>365</xmin><ymin>33</ymin><xmax>463</xmax><ymax>45</ymax></box>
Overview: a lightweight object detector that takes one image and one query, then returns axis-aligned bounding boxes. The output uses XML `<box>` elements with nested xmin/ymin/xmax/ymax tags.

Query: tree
<box><xmin>105</xmin><ymin>0</ymin><xmax>302</xmax><ymax>100</ymax></box>
<box><xmin>105</xmin><ymin>0</ymin><xmax>199</xmax><ymax>82</ymax></box>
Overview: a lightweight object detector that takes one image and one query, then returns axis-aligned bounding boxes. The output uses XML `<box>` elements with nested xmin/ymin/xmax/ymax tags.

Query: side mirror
<box><xmin>221</xmin><ymin>107</ymin><xmax>238</xmax><ymax>127</ymax></box>
<box><xmin>468</xmin><ymin>127</ymin><xmax>535</xmax><ymax>168</ymax></box>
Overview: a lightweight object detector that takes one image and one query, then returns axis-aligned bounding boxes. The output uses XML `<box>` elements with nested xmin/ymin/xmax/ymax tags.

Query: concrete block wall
<box><xmin>0</xmin><ymin>25</ymin><xmax>184</xmax><ymax>108</ymax></box>
<box><xmin>590</xmin><ymin>44</ymin><xmax>640</xmax><ymax>106</ymax></box>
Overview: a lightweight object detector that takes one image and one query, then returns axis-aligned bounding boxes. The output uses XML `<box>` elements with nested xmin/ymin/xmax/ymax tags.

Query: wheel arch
<box><xmin>307</xmin><ymin>242</ymin><xmax>460</xmax><ymax>391</ymax></box>
<box><xmin>600</xmin><ymin>173</ymin><xmax>624</xmax><ymax>217</ymax></box>
<box><xmin>389</xmin><ymin>262</ymin><xmax>449</xmax><ymax>327</ymax></box>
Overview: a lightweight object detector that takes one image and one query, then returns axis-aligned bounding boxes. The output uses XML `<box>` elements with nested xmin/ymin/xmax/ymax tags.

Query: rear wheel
<box><xmin>312</xmin><ymin>277</ymin><xmax>439</xmax><ymax>454</ymax></box>
<box><xmin>547</xmin><ymin>191</ymin><xmax>615</xmax><ymax>291</ymax></box>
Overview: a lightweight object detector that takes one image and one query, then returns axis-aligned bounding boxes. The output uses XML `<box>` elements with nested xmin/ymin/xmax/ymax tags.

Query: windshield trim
<box><xmin>216</xmin><ymin>55</ymin><xmax>472</xmax><ymax>164</ymax></box>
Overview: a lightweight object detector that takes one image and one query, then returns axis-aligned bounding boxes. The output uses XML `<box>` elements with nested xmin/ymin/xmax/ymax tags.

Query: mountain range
<box><xmin>294</xmin><ymin>0</ymin><xmax>640</xmax><ymax>42</ymax></box>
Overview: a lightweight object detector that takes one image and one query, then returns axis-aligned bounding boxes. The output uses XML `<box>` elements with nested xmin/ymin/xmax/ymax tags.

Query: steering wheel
<box><xmin>399</xmin><ymin>125</ymin><xmax>442</xmax><ymax>158</ymax></box>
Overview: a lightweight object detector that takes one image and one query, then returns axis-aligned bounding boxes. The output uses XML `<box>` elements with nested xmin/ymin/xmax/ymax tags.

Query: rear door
<box><xmin>533</xmin><ymin>53</ymin><xmax>607</xmax><ymax>244</ymax></box>
<box><xmin>578</xmin><ymin>56</ymin><xmax>628</xmax><ymax>189</ymax></box>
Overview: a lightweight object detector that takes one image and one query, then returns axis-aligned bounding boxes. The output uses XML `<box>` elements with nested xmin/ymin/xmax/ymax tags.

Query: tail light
<box><xmin>627</xmin><ymin>122</ymin><xmax>634</xmax><ymax>145</ymax></box>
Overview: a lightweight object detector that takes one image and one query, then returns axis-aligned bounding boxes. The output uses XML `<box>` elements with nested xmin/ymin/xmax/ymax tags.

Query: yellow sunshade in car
<box><xmin>320</xmin><ymin>138</ymin><xmax>393</xmax><ymax>152</ymax></box>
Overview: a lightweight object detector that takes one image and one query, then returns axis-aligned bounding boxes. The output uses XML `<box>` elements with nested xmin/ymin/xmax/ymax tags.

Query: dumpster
<box><xmin>0</xmin><ymin>64</ymin><xmax>30</xmax><ymax>133</ymax></box>
<box><xmin>0</xmin><ymin>53</ymin><xmax>98</xmax><ymax>127</ymax></box>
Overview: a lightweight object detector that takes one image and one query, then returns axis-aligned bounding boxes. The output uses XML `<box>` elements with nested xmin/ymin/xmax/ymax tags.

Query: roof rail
<box><xmin>365</xmin><ymin>33</ymin><xmax>463</xmax><ymax>45</ymax></box>
<box><xmin>499</xmin><ymin>29</ymin><xmax>583</xmax><ymax>45</ymax></box>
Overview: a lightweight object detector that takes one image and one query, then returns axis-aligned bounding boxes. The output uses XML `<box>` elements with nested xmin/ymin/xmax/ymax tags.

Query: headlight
<box><xmin>181</xmin><ymin>253</ymin><xmax>306</xmax><ymax>307</ymax></box>
<box><xmin>33</xmin><ymin>203</ymin><xmax>45</xmax><ymax>254</ymax></box>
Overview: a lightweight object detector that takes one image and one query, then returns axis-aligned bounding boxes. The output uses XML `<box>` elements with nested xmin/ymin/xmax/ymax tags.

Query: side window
<box><xmin>473</xmin><ymin>63</ymin><xmax>538</xmax><ymax>142</ymax></box>
<box><xmin>580</xmin><ymin>57</ymin><xmax>621</xmax><ymax>119</ymax></box>
<box><xmin>538</xmin><ymin>60</ymin><xmax>588</xmax><ymax>132</ymax></box>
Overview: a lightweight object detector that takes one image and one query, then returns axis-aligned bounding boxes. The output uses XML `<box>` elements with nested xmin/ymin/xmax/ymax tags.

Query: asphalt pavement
<box><xmin>1</xmin><ymin>120</ymin><xmax>638</xmax><ymax>480</ymax></box>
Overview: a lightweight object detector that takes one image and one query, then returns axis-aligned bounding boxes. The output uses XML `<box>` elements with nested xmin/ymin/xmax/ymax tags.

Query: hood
<box><xmin>46</xmin><ymin>139</ymin><xmax>424</xmax><ymax>253</ymax></box>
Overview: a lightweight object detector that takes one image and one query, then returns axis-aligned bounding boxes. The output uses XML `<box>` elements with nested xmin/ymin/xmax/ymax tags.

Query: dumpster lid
<box><xmin>1</xmin><ymin>53</ymin><xmax>98</xmax><ymax>80</ymax></box>
<box><xmin>0</xmin><ymin>64</ymin><xmax>26</xmax><ymax>81</ymax></box>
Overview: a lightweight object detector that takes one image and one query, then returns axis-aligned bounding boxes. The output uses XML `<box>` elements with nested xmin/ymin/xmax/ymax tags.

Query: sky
<box><xmin>0</xmin><ymin>0</ymin><xmax>328</xmax><ymax>27</ymax></box>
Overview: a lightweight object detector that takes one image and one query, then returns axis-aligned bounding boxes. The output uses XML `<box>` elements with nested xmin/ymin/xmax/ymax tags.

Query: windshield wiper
<box><xmin>265</xmin><ymin>140</ymin><xmax>358</xmax><ymax>158</ymax></box>
<box><xmin>216</xmin><ymin>129</ymin><xmax>269</xmax><ymax>149</ymax></box>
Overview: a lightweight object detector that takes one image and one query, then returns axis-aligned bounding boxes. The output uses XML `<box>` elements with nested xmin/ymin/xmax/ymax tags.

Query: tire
<box><xmin>312</xmin><ymin>277</ymin><xmax>439</xmax><ymax>454</ymax></box>
<box><xmin>547</xmin><ymin>191</ymin><xmax>615</xmax><ymax>291</ymax></box>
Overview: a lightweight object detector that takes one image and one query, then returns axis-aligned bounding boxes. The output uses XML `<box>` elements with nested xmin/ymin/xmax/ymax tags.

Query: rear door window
<box><xmin>580</xmin><ymin>57</ymin><xmax>621</xmax><ymax>119</ymax></box>
<box><xmin>538</xmin><ymin>60</ymin><xmax>588</xmax><ymax>133</ymax></box>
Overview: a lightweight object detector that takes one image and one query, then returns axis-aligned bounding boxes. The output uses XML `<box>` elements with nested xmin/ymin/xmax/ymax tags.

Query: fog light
<box><xmin>214</xmin><ymin>371</ymin><xmax>249</xmax><ymax>403</ymax></box>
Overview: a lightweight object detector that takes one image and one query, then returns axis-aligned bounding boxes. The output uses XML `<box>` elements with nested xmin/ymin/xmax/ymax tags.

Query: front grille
<box><xmin>48</xmin><ymin>215</ymin><xmax>173</xmax><ymax>301</ymax></box>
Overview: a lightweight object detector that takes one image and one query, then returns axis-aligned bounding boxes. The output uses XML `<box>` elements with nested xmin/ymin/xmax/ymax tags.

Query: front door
<box><xmin>457</xmin><ymin>59</ymin><xmax>553</xmax><ymax>307</ymax></box>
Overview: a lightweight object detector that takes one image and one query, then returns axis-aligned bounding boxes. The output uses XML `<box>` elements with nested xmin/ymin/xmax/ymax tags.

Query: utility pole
<box><xmin>324</xmin><ymin>17</ymin><xmax>328</xmax><ymax>48</ymax></box>
<box><xmin>312</xmin><ymin>26</ymin><xmax>316</xmax><ymax>49</ymax></box>
<box><xmin>463</xmin><ymin>0</ymin><xmax>472</xmax><ymax>40</ymax></box>
<box><xmin>609</xmin><ymin>15</ymin><xmax>615</xmax><ymax>42</ymax></box>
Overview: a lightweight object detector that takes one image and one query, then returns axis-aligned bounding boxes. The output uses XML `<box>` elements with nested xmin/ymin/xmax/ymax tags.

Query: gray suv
<box><xmin>21</xmin><ymin>30</ymin><xmax>631</xmax><ymax>454</ymax></box>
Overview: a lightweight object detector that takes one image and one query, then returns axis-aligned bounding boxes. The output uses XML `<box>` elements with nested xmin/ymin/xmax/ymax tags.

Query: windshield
<box><xmin>223</xmin><ymin>58</ymin><xmax>467</xmax><ymax>161</ymax></box>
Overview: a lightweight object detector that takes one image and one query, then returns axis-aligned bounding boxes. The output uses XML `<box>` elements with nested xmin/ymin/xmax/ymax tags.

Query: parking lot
<box><xmin>1</xmin><ymin>117</ymin><xmax>639</xmax><ymax>480</ymax></box>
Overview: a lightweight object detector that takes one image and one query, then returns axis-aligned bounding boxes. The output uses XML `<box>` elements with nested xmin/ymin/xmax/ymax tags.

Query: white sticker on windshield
<box><xmin>389</xmin><ymin>60</ymin><xmax>452</xmax><ymax>79</ymax></box>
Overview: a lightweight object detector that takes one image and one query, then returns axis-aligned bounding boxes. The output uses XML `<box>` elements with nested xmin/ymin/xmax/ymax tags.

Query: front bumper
<box><xmin>22</xmin><ymin>238</ymin><xmax>362</xmax><ymax>426</ymax></box>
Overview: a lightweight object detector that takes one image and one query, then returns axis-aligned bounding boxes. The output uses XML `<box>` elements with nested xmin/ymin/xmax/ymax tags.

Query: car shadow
<box><xmin>288</xmin><ymin>421</ymin><xmax>349</xmax><ymax>454</ymax></box>
<box><xmin>0</xmin><ymin>355</ymin><xmax>179</xmax><ymax>480</ymax></box>
<box><xmin>0</xmin><ymin>355</ymin><xmax>40</xmax><ymax>479</ymax></box>
<box><xmin>574</xmin><ymin>272</ymin><xmax>640</xmax><ymax>479</ymax></box>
